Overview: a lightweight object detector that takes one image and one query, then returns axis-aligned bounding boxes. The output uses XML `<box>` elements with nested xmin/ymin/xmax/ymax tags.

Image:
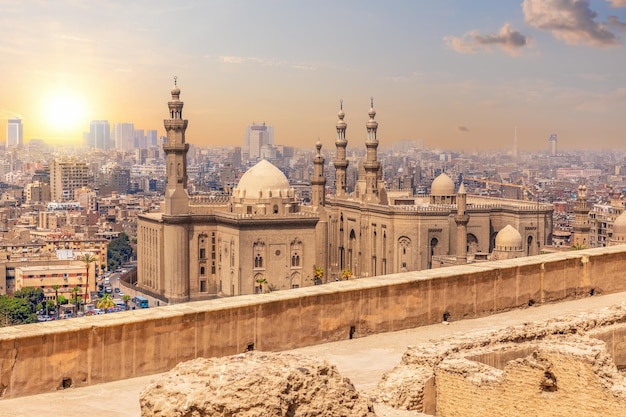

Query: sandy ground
<box><xmin>2</xmin><ymin>291</ymin><xmax>625</xmax><ymax>417</ymax></box>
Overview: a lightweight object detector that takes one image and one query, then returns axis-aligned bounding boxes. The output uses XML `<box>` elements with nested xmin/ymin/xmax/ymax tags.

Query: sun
<box><xmin>40</xmin><ymin>91</ymin><xmax>89</xmax><ymax>133</ymax></box>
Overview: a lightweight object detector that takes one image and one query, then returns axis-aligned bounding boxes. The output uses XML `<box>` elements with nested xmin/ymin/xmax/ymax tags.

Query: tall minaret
<box><xmin>311</xmin><ymin>139</ymin><xmax>326</xmax><ymax>207</ymax></box>
<box><xmin>163</xmin><ymin>77</ymin><xmax>190</xmax><ymax>215</ymax></box>
<box><xmin>333</xmin><ymin>100</ymin><xmax>349</xmax><ymax>197</ymax></box>
<box><xmin>572</xmin><ymin>184</ymin><xmax>590</xmax><ymax>247</ymax></box>
<box><xmin>455</xmin><ymin>182</ymin><xmax>470</xmax><ymax>264</ymax></box>
<box><xmin>363</xmin><ymin>97</ymin><xmax>381</xmax><ymax>202</ymax></box>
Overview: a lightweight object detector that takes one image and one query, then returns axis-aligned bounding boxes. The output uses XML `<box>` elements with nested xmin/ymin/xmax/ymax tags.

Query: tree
<box><xmin>79</xmin><ymin>253</ymin><xmax>97</xmax><ymax>308</ymax></box>
<box><xmin>122</xmin><ymin>294</ymin><xmax>131</xmax><ymax>311</ymax></box>
<box><xmin>107</xmin><ymin>232</ymin><xmax>134</xmax><ymax>270</ymax></box>
<box><xmin>0</xmin><ymin>295</ymin><xmax>37</xmax><ymax>326</ymax></box>
<box><xmin>71</xmin><ymin>285</ymin><xmax>82</xmax><ymax>308</ymax></box>
<box><xmin>313</xmin><ymin>265</ymin><xmax>324</xmax><ymax>285</ymax></box>
<box><xmin>52</xmin><ymin>284</ymin><xmax>60</xmax><ymax>313</ymax></box>
<box><xmin>13</xmin><ymin>287</ymin><xmax>44</xmax><ymax>314</ymax></box>
<box><xmin>341</xmin><ymin>269</ymin><xmax>352</xmax><ymax>280</ymax></box>
<box><xmin>570</xmin><ymin>243</ymin><xmax>587</xmax><ymax>250</ymax></box>
<box><xmin>255</xmin><ymin>277</ymin><xmax>268</xmax><ymax>293</ymax></box>
<box><xmin>96</xmin><ymin>293</ymin><xmax>115</xmax><ymax>310</ymax></box>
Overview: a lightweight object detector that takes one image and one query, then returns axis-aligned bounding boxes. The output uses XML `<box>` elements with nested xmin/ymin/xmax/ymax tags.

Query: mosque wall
<box><xmin>3</xmin><ymin>246</ymin><xmax>623</xmax><ymax>400</ymax></box>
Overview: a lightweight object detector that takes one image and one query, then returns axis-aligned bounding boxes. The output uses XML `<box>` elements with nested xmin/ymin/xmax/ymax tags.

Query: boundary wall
<box><xmin>2</xmin><ymin>246</ymin><xmax>626</xmax><ymax>399</ymax></box>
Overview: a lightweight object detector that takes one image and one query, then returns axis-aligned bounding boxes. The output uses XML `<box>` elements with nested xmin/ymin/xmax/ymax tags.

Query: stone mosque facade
<box><xmin>136</xmin><ymin>84</ymin><xmax>554</xmax><ymax>303</ymax></box>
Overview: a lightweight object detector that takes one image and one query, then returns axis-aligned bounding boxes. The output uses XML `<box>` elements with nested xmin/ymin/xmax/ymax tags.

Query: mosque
<box><xmin>136</xmin><ymin>84</ymin><xmax>554</xmax><ymax>303</ymax></box>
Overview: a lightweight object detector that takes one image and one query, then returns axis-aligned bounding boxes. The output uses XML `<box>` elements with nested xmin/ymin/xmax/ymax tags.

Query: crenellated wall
<box><xmin>2</xmin><ymin>246</ymin><xmax>626</xmax><ymax>399</ymax></box>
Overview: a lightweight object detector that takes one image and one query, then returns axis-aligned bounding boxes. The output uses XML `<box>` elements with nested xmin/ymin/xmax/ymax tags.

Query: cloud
<box><xmin>58</xmin><ymin>34</ymin><xmax>92</xmax><ymax>43</ymax></box>
<box><xmin>608</xmin><ymin>15</ymin><xmax>626</xmax><ymax>30</ymax></box>
<box><xmin>608</xmin><ymin>0</ymin><xmax>626</xmax><ymax>7</ymax></box>
<box><xmin>444</xmin><ymin>23</ymin><xmax>530</xmax><ymax>56</ymax></box>
<box><xmin>523</xmin><ymin>0</ymin><xmax>620</xmax><ymax>46</ymax></box>
<box><xmin>218</xmin><ymin>55</ymin><xmax>316</xmax><ymax>70</ymax></box>
<box><xmin>458</xmin><ymin>126</ymin><xmax>470</xmax><ymax>132</ymax></box>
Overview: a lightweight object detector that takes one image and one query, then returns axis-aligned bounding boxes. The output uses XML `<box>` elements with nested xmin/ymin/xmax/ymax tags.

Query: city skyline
<box><xmin>1</xmin><ymin>1</ymin><xmax>626</xmax><ymax>151</ymax></box>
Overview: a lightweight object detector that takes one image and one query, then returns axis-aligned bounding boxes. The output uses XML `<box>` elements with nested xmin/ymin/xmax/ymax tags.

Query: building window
<box><xmin>199</xmin><ymin>248</ymin><xmax>206</xmax><ymax>259</ymax></box>
<box><xmin>254</xmin><ymin>254</ymin><xmax>264</xmax><ymax>268</ymax></box>
<box><xmin>200</xmin><ymin>266</ymin><xmax>206</xmax><ymax>276</ymax></box>
<box><xmin>200</xmin><ymin>280</ymin><xmax>206</xmax><ymax>292</ymax></box>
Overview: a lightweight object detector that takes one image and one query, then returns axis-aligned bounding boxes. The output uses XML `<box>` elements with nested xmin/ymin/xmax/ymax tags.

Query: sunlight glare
<box><xmin>41</xmin><ymin>91</ymin><xmax>88</xmax><ymax>133</ymax></box>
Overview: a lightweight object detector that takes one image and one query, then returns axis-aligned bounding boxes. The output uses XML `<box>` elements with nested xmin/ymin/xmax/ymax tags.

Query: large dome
<box><xmin>235</xmin><ymin>159</ymin><xmax>290</xmax><ymax>199</ymax></box>
<box><xmin>495</xmin><ymin>225</ymin><xmax>523</xmax><ymax>251</ymax></box>
<box><xmin>431</xmin><ymin>173</ymin><xmax>455</xmax><ymax>196</ymax></box>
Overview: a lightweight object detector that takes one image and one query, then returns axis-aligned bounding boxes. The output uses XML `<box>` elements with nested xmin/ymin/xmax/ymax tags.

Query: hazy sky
<box><xmin>1</xmin><ymin>0</ymin><xmax>626</xmax><ymax>151</ymax></box>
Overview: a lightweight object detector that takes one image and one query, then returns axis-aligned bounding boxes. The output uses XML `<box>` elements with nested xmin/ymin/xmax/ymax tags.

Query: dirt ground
<box><xmin>2</xmin><ymin>291</ymin><xmax>625</xmax><ymax>417</ymax></box>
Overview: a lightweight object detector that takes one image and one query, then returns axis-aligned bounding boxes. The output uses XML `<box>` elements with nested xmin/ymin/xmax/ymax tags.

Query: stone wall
<box><xmin>435</xmin><ymin>337</ymin><xmax>626</xmax><ymax>417</ymax></box>
<box><xmin>2</xmin><ymin>246</ymin><xmax>626</xmax><ymax>399</ymax></box>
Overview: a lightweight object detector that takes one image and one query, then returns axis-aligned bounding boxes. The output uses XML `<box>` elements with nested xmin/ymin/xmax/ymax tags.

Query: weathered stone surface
<box><xmin>140</xmin><ymin>351</ymin><xmax>376</xmax><ymax>417</ymax></box>
<box><xmin>377</xmin><ymin>302</ymin><xmax>626</xmax><ymax>413</ymax></box>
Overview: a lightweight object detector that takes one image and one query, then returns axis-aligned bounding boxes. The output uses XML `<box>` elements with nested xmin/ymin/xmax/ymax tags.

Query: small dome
<box><xmin>431</xmin><ymin>173</ymin><xmax>455</xmax><ymax>196</ymax></box>
<box><xmin>613</xmin><ymin>211</ymin><xmax>626</xmax><ymax>238</ymax></box>
<box><xmin>495</xmin><ymin>225</ymin><xmax>523</xmax><ymax>251</ymax></box>
<box><xmin>235</xmin><ymin>159</ymin><xmax>289</xmax><ymax>199</ymax></box>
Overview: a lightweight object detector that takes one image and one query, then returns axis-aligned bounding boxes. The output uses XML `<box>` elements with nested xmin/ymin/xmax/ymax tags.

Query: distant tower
<box><xmin>112</xmin><ymin>122</ymin><xmax>135</xmax><ymax>151</ymax></box>
<box><xmin>363</xmin><ymin>97</ymin><xmax>381</xmax><ymax>202</ymax></box>
<box><xmin>549</xmin><ymin>134</ymin><xmax>557</xmax><ymax>157</ymax></box>
<box><xmin>89</xmin><ymin>120</ymin><xmax>110</xmax><ymax>149</ymax></box>
<box><xmin>455</xmin><ymin>183</ymin><xmax>469</xmax><ymax>265</ymax></box>
<box><xmin>163</xmin><ymin>77</ymin><xmax>189</xmax><ymax>215</ymax></box>
<box><xmin>311</xmin><ymin>140</ymin><xmax>326</xmax><ymax>207</ymax></box>
<box><xmin>512</xmin><ymin>127</ymin><xmax>518</xmax><ymax>159</ymax></box>
<box><xmin>333</xmin><ymin>100</ymin><xmax>349</xmax><ymax>197</ymax></box>
<box><xmin>6</xmin><ymin>118</ymin><xmax>23</xmax><ymax>148</ymax></box>
<box><xmin>572</xmin><ymin>184</ymin><xmax>590</xmax><ymax>247</ymax></box>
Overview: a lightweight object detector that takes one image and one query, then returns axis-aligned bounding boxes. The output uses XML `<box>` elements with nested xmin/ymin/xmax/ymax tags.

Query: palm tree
<box><xmin>255</xmin><ymin>277</ymin><xmax>268</xmax><ymax>293</ymax></box>
<box><xmin>51</xmin><ymin>284</ymin><xmax>60</xmax><ymax>316</ymax></box>
<box><xmin>71</xmin><ymin>285</ymin><xmax>81</xmax><ymax>314</ymax></box>
<box><xmin>122</xmin><ymin>294</ymin><xmax>131</xmax><ymax>311</ymax></box>
<box><xmin>79</xmin><ymin>253</ymin><xmax>97</xmax><ymax>308</ymax></box>
<box><xmin>96</xmin><ymin>293</ymin><xmax>116</xmax><ymax>311</ymax></box>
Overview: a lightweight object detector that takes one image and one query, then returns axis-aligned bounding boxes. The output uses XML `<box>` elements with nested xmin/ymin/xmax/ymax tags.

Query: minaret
<box><xmin>333</xmin><ymin>100</ymin><xmax>349</xmax><ymax>197</ymax></box>
<box><xmin>311</xmin><ymin>139</ymin><xmax>326</xmax><ymax>207</ymax></box>
<box><xmin>572</xmin><ymin>184</ymin><xmax>590</xmax><ymax>247</ymax></box>
<box><xmin>455</xmin><ymin>182</ymin><xmax>470</xmax><ymax>264</ymax></box>
<box><xmin>163</xmin><ymin>77</ymin><xmax>190</xmax><ymax>215</ymax></box>
<box><xmin>363</xmin><ymin>97</ymin><xmax>381</xmax><ymax>202</ymax></box>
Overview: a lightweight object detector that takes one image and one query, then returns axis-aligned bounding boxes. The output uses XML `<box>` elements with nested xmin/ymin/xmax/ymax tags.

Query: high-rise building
<box><xmin>89</xmin><ymin>120</ymin><xmax>111</xmax><ymax>149</ymax></box>
<box><xmin>112</xmin><ymin>123</ymin><xmax>135</xmax><ymax>151</ymax></box>
<box><xmin>146</xmin><ymin>130</ymin><xmax>158</xmax><ymax>148</ymax></box>
<box><xmin>6</xmin><ymin>118</ymin><xmax>23</xmax><ymax>149</ymax></box>
<box><xmin>50</xmin><ymin>158</ymin><xmax>90</xmax><ymax>202</ymax></box>
<box><xmin>134</xmin><ymin>129</ymin><xmax>146</xmax><ymax>148</ymax></box>
<box><xmin>245</xmin><ymin>122</ymin><xmax>273</xmax><ymax>160</ymax></box>
<box><xmin>549</xmin><ymin>134</ymin><xmax>557</xmax><ymax>157</ymax></box>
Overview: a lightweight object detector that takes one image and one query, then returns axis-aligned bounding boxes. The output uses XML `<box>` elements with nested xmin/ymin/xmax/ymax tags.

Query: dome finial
<box><xmin>174</xmin><ymin>75</ymin><xmax>177</xmax><ymax>86</ymax></box>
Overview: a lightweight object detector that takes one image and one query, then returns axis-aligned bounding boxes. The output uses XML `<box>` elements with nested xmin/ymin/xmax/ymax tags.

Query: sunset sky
<box><xmin>1</xmin><ymin>0</ymin><xmax>626</xmax><ymax>151</ymax></box>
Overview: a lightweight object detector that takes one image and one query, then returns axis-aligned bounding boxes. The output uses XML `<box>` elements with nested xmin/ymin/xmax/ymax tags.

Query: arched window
<box><xmin>200</xmin><ymin>266</ymin><xmax>205</xmax><ymax>276</ymax></box>
<box><xmin>290</xmin><ymin>238</ymin><xmax>302</xmax><ymax>268</ymax></box>
<box><xmin>253</xmin><ymin>240</ymin><xmax>265</xmax><ymax>269</ymax></box>
<box><xmin>273</xmin><ymin>205</ymin><xmax>279</xmax><ymax>214</ymax></box>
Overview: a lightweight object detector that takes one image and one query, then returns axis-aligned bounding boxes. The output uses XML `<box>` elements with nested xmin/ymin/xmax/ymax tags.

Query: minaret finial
<box><xmin>340</xmin><ymin>99</ymin><xmax>343</xmax><ymax>111</ymax></box>
<box><xmin>174</xmin><ymin>76</ymin><xmax>177</xmax><ymax>86</ymax></box>
<box><xmin>370</xmin><ymin>96</ymin><xmax>374</xmax><ymax>108</ymax></box>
